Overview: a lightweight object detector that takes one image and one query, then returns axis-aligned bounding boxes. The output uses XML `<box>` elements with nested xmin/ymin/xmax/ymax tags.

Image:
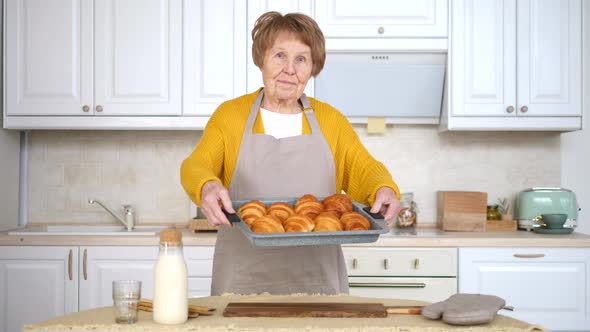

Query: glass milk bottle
<box><xmin>153</xmin><ymin>229</ymin><xmax>188</xmax><ymax>324</ymax></box>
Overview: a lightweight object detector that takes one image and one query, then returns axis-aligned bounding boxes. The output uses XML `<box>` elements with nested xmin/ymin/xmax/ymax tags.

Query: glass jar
<box><xmin>153</xmin><ymin>229</ymin><xmax>188</xmax><ymax>324</ymax></box>
<box><xmin>396</xmin><ymin>193</ymin><xmax>417</xmax><ymax>228</ymax></box>
<box><xmin>486</xmin><ymin>205</ymin><xmax>502</xmax><ymax>220</ymax></box>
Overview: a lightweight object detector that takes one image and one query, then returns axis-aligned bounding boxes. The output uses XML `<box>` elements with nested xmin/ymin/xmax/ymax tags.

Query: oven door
<box><xmin>348</xmin><ymin>276</ymin><xmax>456</xmax><ymax>302</ymax></box>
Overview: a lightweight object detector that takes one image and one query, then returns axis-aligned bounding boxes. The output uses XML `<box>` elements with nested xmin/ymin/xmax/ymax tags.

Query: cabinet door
<box><xmin>516</xmin><ymin>0</ymin><xmax>582</xmax><ymax>117</ymax></box>
<box><xmin>450</xmin><ymin>0</ymin><xmax>516</xmax><ymax>117</ymax></box>
<box><xmin>459</xmin><ymin>248</ymin><xmax>590</xmax><ymax>331</ymax></box>
<box><xmin>5</xmin><ymin>0</ymin><xmax>93</xmax><ymax>116</ymax></box>
<box><xmin>78</xmin><ymin>246</ymin><xmax>158</xmax><ymax>311</ymax></box>
<box><xmin>0</xmin><ymin>247</ymin><xmax>78</xmax><ymax>332</ymax></box>
<box><xmin>186</xmin><ymin>246</ymin><xmax>214</xmax><ymax>297</ymax></box>
<box><xmin>94</xmin><ymin>0</ymin><xmax>181</xmax><ymax>115</ymax></box>
<box><xmin>183</xmin><ymin>0</ymin><xmax>247</xmax><ymax>116</ymax></box>
<box><xmin>315</xmin><ymin>0</ymin><xmax>447</xmax><ymax>38</ymax></box>
<box><xmin>247</xmin><ymin>0</ymin><xmax>313</xmax><ymax>94</ymax></box>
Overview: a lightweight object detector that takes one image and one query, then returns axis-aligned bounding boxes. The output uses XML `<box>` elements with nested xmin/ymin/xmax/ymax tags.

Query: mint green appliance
<box><xmin>516</xmin><ymin>188</ymin><xmax>579</xmax><ymax>230</ymax></box>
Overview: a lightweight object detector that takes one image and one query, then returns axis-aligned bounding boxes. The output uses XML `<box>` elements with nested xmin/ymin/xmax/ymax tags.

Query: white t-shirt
<box><xmin>260</xmin><ymin>108</ymin><xmax>303</xmax><ymax>139</ymax></box>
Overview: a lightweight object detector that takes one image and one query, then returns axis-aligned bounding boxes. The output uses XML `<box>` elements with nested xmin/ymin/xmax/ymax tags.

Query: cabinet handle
<box><xmin>68</xmin><ymin>249</ymin><xmax>73</xmax><ymax>281</ymax></box>
<box><xmin>506</xmin><ymin>106</ymin><xmax>515</xmax><ymax>113</ymax></box>
<box><xmin>352</xmin><ymin>258</ymin><xmax>358</xmax><ymax>269</ymax></box>
<box><xmin>520</xmin><ymin>105</ymin><xmax>528</xmax><ymax>113</ymax></box>
<box><xmin>96</xmin><ymin>105</ymin><xmax>103</xmax><ymax>112</ymax></box>
<box><xmin>377</xmin><ymin>26</ymin><xmax>385</xmax><ymax>34</ymax></box>
<box><xmin>349</xmin><ymin>282</ymin><xmax>426</xmax><ymax>288</ymax></box>
<box><xmin>82</xmin><ymin>105</ymin><xmax>90</xmax><ymax>112</ymax></box>
<box><xmin>83</xmin><ymin>249</ymin><xmax>88</xmax><ymax>280</ymax></box>
<box><xmin>383</xmin><ymin>259</ymin><xmax>389</xmax><ymax>270</ymax></box>
<box><xmin>413</xmin><ymin>258</ymin><xmax>420</xmax><ymax>269</ymax></box>
<box><xmin>513</xmin><ymin>253</ymin><xmax>545</xmax><ymax>258</ymax></box>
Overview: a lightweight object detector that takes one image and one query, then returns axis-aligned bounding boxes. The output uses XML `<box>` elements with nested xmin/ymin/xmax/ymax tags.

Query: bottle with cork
<box><xmin>153</xmin><ymin>229</ymin><xmax>188</xmax><ymax>324</ymax></box>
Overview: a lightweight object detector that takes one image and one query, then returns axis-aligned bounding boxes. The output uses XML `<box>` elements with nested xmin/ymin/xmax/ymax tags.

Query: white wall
<box><xmin>561</xmin><ymin>1</ymin><xmax>590</xmax><ymax>235</ymax></box>
<box><xmin>26</xmin><ymin>128</ymin><xmax>561</xmax><ymax>225</ymax></box>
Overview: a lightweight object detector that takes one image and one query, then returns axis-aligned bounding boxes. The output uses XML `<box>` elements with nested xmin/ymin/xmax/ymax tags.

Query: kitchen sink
<box><xmin>7</xmin><ymin>225</ymin><xmax>168</xmax><ymax>236</ymax></box>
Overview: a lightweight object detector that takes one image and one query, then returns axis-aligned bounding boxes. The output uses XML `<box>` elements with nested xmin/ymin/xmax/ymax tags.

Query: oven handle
<box><xmin>349</xmin><ymin>282</ymin><xmax>426</xmax><ymax>288</ymax></box>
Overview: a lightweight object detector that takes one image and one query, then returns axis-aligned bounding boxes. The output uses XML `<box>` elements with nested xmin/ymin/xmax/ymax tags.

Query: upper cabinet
<box><xmin>443</xmin><ymin>0</ymin><xmax>582</xmax><ymax>131</ymax></box>
<box><xmin>4</xmin><ymin>0</ymin><xmax>247</xmax><ymax>129</ymax></box>
<box><xmin>183</xmin><ymin>0</ymin><xmax>247</xmax><ymax>116</ymax></box>
<box><xmin>315</xmin><ymin>0</ymin><xmax>448</xmax><ymax>38</ymax></box>
<box><xmin>5</xmin><ymin>0</ymin><xmax>182</xmax><ymax>118</ymax></box>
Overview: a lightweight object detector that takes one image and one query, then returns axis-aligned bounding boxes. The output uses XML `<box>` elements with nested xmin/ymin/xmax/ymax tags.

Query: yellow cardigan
<box><xmin>180</xmin><ymin>90</ymin><xmax>400</xmax><ymax>207</ymax></box>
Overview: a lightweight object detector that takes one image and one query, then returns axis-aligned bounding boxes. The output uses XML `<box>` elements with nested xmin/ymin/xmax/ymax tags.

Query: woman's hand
<box><xmin>200</xmin><ymin>180</ymin><xmax>235</xmax><ymax>226</ymax></box>
<box><xmin>370</xmin><ymin>187</ymin><xmax>401</xmax><ymax>223</ymax></box>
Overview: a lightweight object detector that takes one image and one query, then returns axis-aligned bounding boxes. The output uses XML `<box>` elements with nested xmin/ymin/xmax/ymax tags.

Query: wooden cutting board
<box><xmin>223</xmin><ymin>302</ymin><xmax>422</xmax><ymax>318</ymax></box>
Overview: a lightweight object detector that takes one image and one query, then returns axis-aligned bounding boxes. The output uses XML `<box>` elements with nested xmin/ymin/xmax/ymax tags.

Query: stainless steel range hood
<box><xmin>314</xmin><ymin>51</ymin><xmax>446</xmax><ymax>124</ymax></box>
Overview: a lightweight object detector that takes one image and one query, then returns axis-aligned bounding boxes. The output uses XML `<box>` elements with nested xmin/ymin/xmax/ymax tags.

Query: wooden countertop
<box><xmin>25</xmin><ymin>294</ymin><xmax>545</xmax><ymax>332</ymax></box>
<box><xmin>1</xmin><ymin>226</ymin><xmax>590</xmax><ymax>247</ymax></box>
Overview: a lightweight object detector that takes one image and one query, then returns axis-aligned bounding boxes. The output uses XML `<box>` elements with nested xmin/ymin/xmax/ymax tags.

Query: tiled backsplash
<box><xmin>27</xmin><ymin>126</ymin><xmax>560</xmax><ymax>225</ymax></box>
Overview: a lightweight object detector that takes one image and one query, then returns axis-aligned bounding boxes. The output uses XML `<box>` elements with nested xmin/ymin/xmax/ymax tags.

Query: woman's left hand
<box><xmin>370</xmin><ymin>187</ymin><xmax>401</xmax><ymax>223</ymax></box>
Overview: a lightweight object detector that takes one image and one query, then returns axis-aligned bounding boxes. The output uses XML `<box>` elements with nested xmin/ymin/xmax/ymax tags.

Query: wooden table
<box><xmin>24</xmin><ymin>294</ymin><xmax>546</xmax><ymax>332</ymax></box>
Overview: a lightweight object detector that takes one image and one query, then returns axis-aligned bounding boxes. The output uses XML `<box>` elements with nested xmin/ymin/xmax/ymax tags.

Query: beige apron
<box><xmin>210</xmin><ymin>90</ymin><xmax>349</xmax><ymax>296</ymax></box>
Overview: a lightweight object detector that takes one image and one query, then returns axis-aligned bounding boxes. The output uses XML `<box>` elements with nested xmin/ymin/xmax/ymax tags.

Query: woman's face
<box><xmin>261</xmin><ymin>31</ymin><xmax>313</xmax><ymax>104</ymax></box>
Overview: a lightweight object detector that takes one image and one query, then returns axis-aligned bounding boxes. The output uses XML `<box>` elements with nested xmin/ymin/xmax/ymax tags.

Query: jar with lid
<box><xmin>486</xmin><ymin>205</ymin><xmax>502</xmax><ymax>220</ymax></box>
<box><xmin>153</xmin><ymin>229</ymin><xmax>188</xmax><ymax>324</ymax></box>
<box><xmin>396</xmin><ymin>193</ymin><xmax>417</xmax><ymax>228</ymax></box>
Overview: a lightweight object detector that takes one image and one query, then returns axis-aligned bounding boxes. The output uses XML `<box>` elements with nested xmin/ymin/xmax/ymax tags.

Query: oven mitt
<box><xmin>422</xmin><ymin>293</ymin><xmax>506</xmax><ymax>326</ymax></box>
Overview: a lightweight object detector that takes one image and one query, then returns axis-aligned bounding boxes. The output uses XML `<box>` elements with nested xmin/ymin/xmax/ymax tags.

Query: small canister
<box><xmin>396</xmin><ymin>193</ymin><xmax>417</xmax><ymax>228</ymax></box>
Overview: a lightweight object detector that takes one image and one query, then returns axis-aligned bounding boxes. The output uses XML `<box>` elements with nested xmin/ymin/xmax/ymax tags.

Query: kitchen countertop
<box><xmin>25</xmin><ymin>293</ymin><xmax>545</xmax><ymax>332</ymax></box>
<box><xmin>1</xmin><ymin>225</ymin><xmax>590</xmax><ymax>247</ymax></box>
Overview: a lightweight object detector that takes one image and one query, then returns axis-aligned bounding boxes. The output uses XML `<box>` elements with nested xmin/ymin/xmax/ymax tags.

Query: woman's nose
<box><xmin>282</xmin><ymin>61</ymin><xmax>296</xmax><ymax>75</ymax></box>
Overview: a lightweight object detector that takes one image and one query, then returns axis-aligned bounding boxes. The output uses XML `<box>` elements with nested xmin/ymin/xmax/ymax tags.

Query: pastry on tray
<box><xmin>238</xmin><ymin>194</ymin><xmax>370</xmax><ymax>234</ymax></box>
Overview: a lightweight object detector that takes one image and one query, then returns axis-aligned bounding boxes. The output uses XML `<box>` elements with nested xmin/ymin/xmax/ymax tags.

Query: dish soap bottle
<box><xmin>153</xmin><ymin>229</ymin><xmax>188</xmax><ymax>324</ymax></box>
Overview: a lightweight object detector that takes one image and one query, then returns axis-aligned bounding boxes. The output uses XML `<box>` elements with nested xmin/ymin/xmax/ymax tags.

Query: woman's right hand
<box><xmin>200</xmin><ymin>180</ymin><xmax>235</xmax><ymax>226</ymax></box>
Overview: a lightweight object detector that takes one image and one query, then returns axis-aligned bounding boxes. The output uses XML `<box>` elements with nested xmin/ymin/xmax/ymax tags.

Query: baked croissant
<box><xmin>296</xmin><ymin>194</ymin><xmax>319</xmax><ymax>206</ymax></box>
<box><xmin>283</xmin><ymin>215</ymin><xmax>314</xmax><ymax>233</ymax></box>
<box><xmin>250</xmin><ymin>215</ymin><xmax>285</xmax><ymax>233</ymax></box>
<box><xmin>266</xmin><ymin>202</ymin><xmax>295</xmax><ymax>224</ymax></box>
<box><xmin>341</xmin><ymin>212</ymin><xmax>371</xmax><ymax>231</ymax></box>
<box><xmin>322</xmin><ymin>194</ymin><xmax>353</xmax><ymax>218</ymax></box>
<box><xmin>237</xmin><ymin>200</ymin><xmax>266</xmax><ymax>226</ymax></box>
<box><xmin>313</xmin><ymin>212</ymin><xmax>343</xmax><ymax>232</ymax></box>
<box><xmin>295</xmin><ymin>201</ymin><xmax>324</xmax><ymax>220</ymax></box>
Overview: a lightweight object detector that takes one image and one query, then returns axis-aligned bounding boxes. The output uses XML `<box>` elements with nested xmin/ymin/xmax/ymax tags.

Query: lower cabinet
<box><xmin>459</xmin><ymin>248</ymin><xmax>590</xmax><ymax>331</ymax></box>
<box><xmin>0</xmin><ymin>245</ymin><xmax>214</xmax><ymax>332</ymax></box>
<box><xmin>0</xmin><ymin>247</ymin><xmax>78</xmax><ymax>332</ymax></box>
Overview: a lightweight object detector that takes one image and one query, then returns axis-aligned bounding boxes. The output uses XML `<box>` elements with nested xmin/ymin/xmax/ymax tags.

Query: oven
<box><xmin>342</xmin><ymin>248</ymin><xmax>457</xmax><ymax>302</ymax></box>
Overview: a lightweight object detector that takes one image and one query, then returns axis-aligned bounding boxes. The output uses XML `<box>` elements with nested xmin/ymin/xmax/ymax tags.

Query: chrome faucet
<box><xmin>88</xmin><ymin>198</ymin><xmax>135</xmax><ymax>231</ymax></box>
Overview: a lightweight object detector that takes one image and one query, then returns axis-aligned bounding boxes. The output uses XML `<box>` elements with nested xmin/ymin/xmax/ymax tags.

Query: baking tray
<box><xmin>223</xmin><ymin>198</ymin><xmax>388</xmax><ymax>247</ymax></box>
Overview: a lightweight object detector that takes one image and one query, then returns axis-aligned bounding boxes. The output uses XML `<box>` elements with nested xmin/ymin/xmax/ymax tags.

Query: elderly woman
<box><xmin>180</xmin><ymin>12</ymin><xmax>400</xmax><ymax>296</ymax></box>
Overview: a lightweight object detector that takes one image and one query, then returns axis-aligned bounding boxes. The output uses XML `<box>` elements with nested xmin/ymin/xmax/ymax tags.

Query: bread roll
<box><xmin>322</xmin><ymin>194</ymin><xmax>353</xmax><ymax>217</ymax></box>
<box><xmin>266</xmin><ymin>202</ymin><xmax>295</xmax><ymax>223</ymax></box>
<box><xmin>294</xmin><ymin>201</ymin><xmax>324</xmax><ymax>220</ymax></box>
<box><xmin>237</xmin><ymin>200</ymin><xmax>266</xmax><ymax>226</ymax></box>
<box><xmin>283</xmin><ymin>215</ymin><xmax>314</xmax><ymax>233</ymax></box>
<box><xmin>313</xmin><ymin>212</ymin><xmax>343</xmax><ymax>232</ymax></box>
<box><xmin>341</xmin><ymin>212</ymin><xmax>371</xmax><ymax>231</ymax></box>
<box><xmin>250</xmin><ymin>215</ymin><xmax>284</xmax><ymax>233</ymax></box>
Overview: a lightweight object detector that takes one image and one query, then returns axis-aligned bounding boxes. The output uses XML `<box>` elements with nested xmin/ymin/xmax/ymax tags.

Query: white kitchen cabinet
<box><xmin>343</xmin><ymin>248</ymin><xmax>457</xmax><ymax>303</ymax></box>
<box><xmin>79</xmin><ymin>246</ymin><xmax>214</xmax><ymax>310</ymax></box>
<box><xmin>0</xmin><ymin>246</ymin><xmax>78</xmax><ymax>332</ymax></box>
<box><xmin>459</xmin><ymin>248</ymin><xmax>590</xmax><ymax>331</ymax></box>
<box><xmin>183</xmin><ymin>0</ymin><xmax>247</xmax><ymax>116</ymax></box>
<box><xmin>315</xmin><ymin>0</ymin><xmax>448</xmax><ymax>38</ymax></box>
<box><xmin>5</xmin><ymin>0</ymin><xmax>181</xmax><ymax>118</ymax></box>
<box><xmin>444</xmin><ymin>0</ymin><xmax>582</xmax><ymax>131</ymax></box>
<box><xmin>246</xmin><ymin>0</ymin><xmax>314</xmax><ymax>94</ymax></box>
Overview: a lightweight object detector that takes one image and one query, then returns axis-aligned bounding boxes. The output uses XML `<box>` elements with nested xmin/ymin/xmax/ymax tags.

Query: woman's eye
<box><xmin>276</xmin><ymin>52</ymin><xmax>284</xmax><ymax>59</ymax></box>
<box><xmin>296</xmin><ymin>56</ymin><xmax>306</xmax><ymax>63</ymax></box>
